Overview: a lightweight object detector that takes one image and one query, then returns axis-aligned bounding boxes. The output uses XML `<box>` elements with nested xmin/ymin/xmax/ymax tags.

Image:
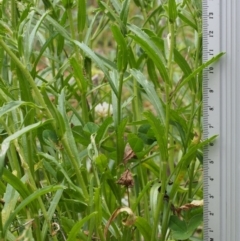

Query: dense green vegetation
<box><xmin>0</xmin><ymin>0</ymin><xmax>222</xmax><ymax>240</ymax></box>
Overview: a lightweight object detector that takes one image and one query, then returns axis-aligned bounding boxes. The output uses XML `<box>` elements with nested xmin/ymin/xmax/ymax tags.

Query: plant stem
<box><xmin>117</xmin><ymin>71</ymin><xmax>124</xmax><ymax>125</ymax></box>
<box><xmin>67</xmin><ymin>8</ymin><xmax>89</xmax><ymax>123</ymax></box>
<box><xmin>0</xmin><ymin>38</ymin><xmax>52</xmax><ymax>119</ymax></box>
<box><xmin>159</xmin><ymin>21</ymin><xmax>175</xmax><ymax>241</ymax></box>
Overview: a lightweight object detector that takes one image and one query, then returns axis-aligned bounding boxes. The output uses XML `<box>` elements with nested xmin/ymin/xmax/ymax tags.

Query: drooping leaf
<box><xmin>73</xmin><ymin>41</ymin><xmax>118</xmax><ymax>96</ymax></box>
<box><xmin>0</xmin><ymin>120</ymin><xmax>52</xmax><ymax>177</ymax></box>
<box><xmin>130</xmin><ymin>69</ymin><xmax>166</xmax><ymax>124</ymax></box>
<box><xmin>128</xmin><ymin>24</ymin><xmax>169</xmax><ymax>83</ymax></box>
<box><xmin>0</xmin><ymin>101</ymin><xmax>41</xmax><ymax>118</ymax></box>
<box><xmin>173</xmin><ymin>52</ymin><xmax>225</xmax><ymax>94</ymax></box>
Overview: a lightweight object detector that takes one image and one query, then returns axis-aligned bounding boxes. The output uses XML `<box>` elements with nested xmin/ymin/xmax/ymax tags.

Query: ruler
<box><xmin>203</xmin><ymin>0</ymin><xmax>240</xmax><ymax>240</ymax></box>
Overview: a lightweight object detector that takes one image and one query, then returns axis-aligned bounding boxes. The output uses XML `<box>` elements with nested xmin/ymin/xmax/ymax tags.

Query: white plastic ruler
<box><xmin>203</xmin><ymin>0</ymin><xmax>240</xmax><ymax>240</ymax></box>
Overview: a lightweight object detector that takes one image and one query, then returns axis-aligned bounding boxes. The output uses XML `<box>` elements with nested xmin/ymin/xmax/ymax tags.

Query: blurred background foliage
<box><xmin>0</xmin><ymin>0</ymin><xmax>212</xmax><ymax>240</ymax></box>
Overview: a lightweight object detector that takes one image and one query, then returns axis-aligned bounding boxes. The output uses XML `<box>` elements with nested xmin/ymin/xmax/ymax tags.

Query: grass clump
<box><xmin>0</xmin><ymin>0</ymin><xmax>221</xmax><ymax>240</ymax></box>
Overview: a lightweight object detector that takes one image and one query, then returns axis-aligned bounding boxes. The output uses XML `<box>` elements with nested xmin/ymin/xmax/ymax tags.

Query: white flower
<box><xmin>191</xmin><ymin>200</ymin><xmax>203</xmax><ymax>206</ymax></box>
<box><xmin>95</xmin><ymin>102</ymin><xmax>113</xmax><ymax>118</ymax></box>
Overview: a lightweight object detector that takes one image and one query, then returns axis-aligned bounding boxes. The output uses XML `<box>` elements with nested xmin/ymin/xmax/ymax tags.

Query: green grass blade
<box><xmin>78</xmin><ymin>0</ymin><xmax>86</xmax><ymax>32</ymax></box>
<box><xmin>135</xmin><ymin>216</ymin><xmax>154</xmax><ymax>241</ymax></box>
<box><xmin>128</xmin><ymin>24</ymin><xmax>169</xmax><ymax>84</ymax></box>
<box><xmin>73</xmin><ymin>41</ymin><xmax>118</xmax><ymax>97</ymax></box>
<box><xmin>175</xmin><ymin>52</ymin><xmax>225</xmax><ymax>94</ymax></box>
<box><xmin>67</xmin><ymin>212</ymin><xmax>97</xmax><ymax>241</ymax></box>
<box><xmin>130</xmin><ymin>69</ymin><xmax>166</xmax><ymax>124</ymax></box>
<box><xmin>0</xmin><ymin>120</ymin><xmax>52</xmax><ymax>177</ymax></box>
<box><xmin>3</xmin><ymin>185</ymin><xmax>65</xmax><ymax>237</ymax></box>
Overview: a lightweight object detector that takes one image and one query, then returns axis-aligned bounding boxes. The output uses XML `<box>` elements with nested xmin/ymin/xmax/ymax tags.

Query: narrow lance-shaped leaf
<box><xmin>128</xmin><ymin>24</ymin><xmax>169</xmax><ymax>84</ymax></box>
<box><xmin>173</xmin><ymin>52</ymin><xmax>225</xmax><ymax>95</ymax></box>
<box><xmin>111</xmin><ymin>24</ymin><xmax>128</xmax><ymax>71</ymax></box>
<box><xmin>3</xmin><ymin>185</ymin><xmax>65</xmax><ymax>236</ymax></box>
<box><xmin>110</xmin><ymin>0</ymin><xmax>121</xmax><ymax>14</ymax></box>
<box><xmin>144</xmin><ymin>111</ymin><xmax>167</xmax><ymax>161</ymax></box>
<box><xmin>0</xmin><ymin>120</ymin><xmax>52</xmax><ymax>177</ymax></box>
<box><xmin>130</xmin><ymin>69</ymin><xmax>166</xmax><ymax>124</ymax></box>
<box><xmin>73</xmin><ymin>40</ymin><xmax>118</xmax><ymax>97</ymax></box>
<box><xmin>78</xmin><ymin>0</ymin><xmax>86</xmax><ymax>32</ymax></box>
<box><xmin>168</xmin><ymin>0</ymin><xmax>178</xmax><ymax>23</ymax></box>
<box><xmin>99</xmin><ymin>1</ymin><xmax>123</xmax><ymax>29</ymax></box>
<box><xmin>120</xmin><ymin>0</ymin><xmax>130</xmax><ymax>28</ymax></box>
<box><xmin>0</xmin><ymin>101</ymin><xmax>41</xmax><ymax>118</ymax></box>
<box><xmin>135</xmin><ymin>216</ymin><xmax>154</xmax><ymax>241</ymax></box>
<box><xmin>67</xmin><ymin>212</ymin><xmax>97</xmax><ymax>241</ymax></box>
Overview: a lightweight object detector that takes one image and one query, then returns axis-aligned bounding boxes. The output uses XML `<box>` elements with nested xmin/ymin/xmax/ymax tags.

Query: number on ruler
<box><xmin>209</xmin><ymin>12</ymin><xmax>214</xmax><ymax>19</ymax></box>
<box><xmin>209</xmin><ymin>30</ymin><xmax>214</xmax><ymax>37</ymax></box>
<box><xmin>209</xmin><ymin>49</ymin><xmax>214</xmax><ymax>56</ymax></box>
<box><xmin>209</xmin><ymin>67</ymin><xmax>214</xmax><ymax>74</ymax></box>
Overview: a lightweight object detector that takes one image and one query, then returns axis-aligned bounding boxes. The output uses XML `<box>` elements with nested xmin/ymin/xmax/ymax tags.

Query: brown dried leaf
<box><xmin>116</xmin><ymin>169</ymin><xmax>134</xmax><ymax>188</ymax></box>
<box><xmin>175</xmin><ymin>200</ymin><xmax>204</xmax><ymax>217</ymax></box>
<box><xmin>123</xmin><ymin>143</ymin><xmax>136</xmax><ymax>165</ymax></box>
<box><xmin>104</xmin><ymin>207</ymin><xmax>135</xmax><ymax>239</ymax></box>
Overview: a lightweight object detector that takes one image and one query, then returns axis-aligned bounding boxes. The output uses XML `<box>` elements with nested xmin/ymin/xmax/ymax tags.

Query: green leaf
<box><xmin>40</xmin><ymin>152</ymin><xmax>85</xmax><ymax>200</ymax></box>
<box><xmin>42</xmin><ymin>129</ymin><xmax>58</xmax><ymax>146</ymax></box>
<box><xmin>144</xmin><ymin>111</ymin><xmax>167</xmax><ymax>160</ymax></box>
<box><xmin>168</xmin><ymin>0</ymin><xmax>178</xmax><ymax>23</ymax></box>
<box><xmin>110</xmin><ymin>0</ymin><xmax>121</xmax><ymax>14</ymax></box>
<box><xmin>135</xmin><ymin>216</ymin><xmax>153</xmax><ymax>241</ymax></box>
<box><xmin>3</xmin><ymin>185</ymin><xmax>65</xmax><ymax>236</ymax></box>
<box><xmin>69</xmin><ymin>56</ymin><xmax>88</xmax><ymax>92</ymax></box>
<box><xmin>83</xmin><ymin>122</ymin><xmax>99</xmax><ymax>134</ymax></box>
<box><xmin>0</xmin><ymin>101</ymin><xmax>41</xmax><ymax>118</ymax></box>
<box><xmin>174</xmin><ymin>52</ymin><xmax>225</xmax><ymax>94</ymax></box>
<box><xmin>137</xmin><ymin>124</ymin><xmax>156</xmax><ymax>145</ymax></box>
<box><xmin>169</xmin><ymin>214</ymin><xmax>202</xmax><ymax>240</ymax></box>
<box><xmin>132</xmin><ymin>180</ymin><xmax>154</xmax><ymax>212</ymax></box>
<box><xmin>146</xmin><ymin>58</ymin><xmax>160</xmax><ymax>88</ymax></box>
<box><xmin>150</xmin><ymin>183</ymin><xmax>161</xmax><ymax>215</ymax></box>
<box><xmin>128</xmin><ymin>133</ymin><xmax>144</xmax><ymax>153</ymax></box>
<box><xmin>78</xmin><ymin>0</ymin><xmax>86</xmax><ymax>32</ymax></box>
<box><xmin>0</xmin><ymin>120</ymin><xmax>52</xmax><ymax>177</ymax></box>
<box><xmin>142</xmin><ymin>160</ymin><xmax>159</xmax><ymax>177</ymax></box>
<box><xmin>120</xmin><ymin>0</ymin><xmax>130</xmax><ymax>27</ymax></box>
<box><xmin>26</xmin><ymin>10</ymin><xmax>50</xmax><ymax>63</ymax></box>
<box><xmin>45</xmin><ymin>14</ymin><xmax>71</xmax><ymax>40</ymax></box>
<box><xmin>128</xmin><ymin>24</ymin><xmax>169</xmax><ymax>83</ymax></box>
<box><xmin>178</xmin><ymin>11</ymin><xmax>197</xmax><ymax>30</ymax></box>
<box><xmin>2</xmin><ymin>169</ymin><xmax>30</xmax><ymax>201</ymax></box>
<box><xmin>95</xmin><ymin>154</ymin><xmax>108</xmax><ymax>172</ymax></box>
<box><xmin>72</xmin><ymin>126</ymin><xmax>91</xmax><ymax>146</ymax></box>
<box><xmin>95</xmin><ymin>116</ymin><xmax>113</xmax><ymax>144</ymax></box>
<box><xmin>99</xmin><ymin>1</ymin><xmax>123</xmax><ymax>30</ymax></box>
<box><xmin>116</xmin><ymin>118</ymin><xmax>128</xmax><ymax>164</ymax></box>
<box><xmin>111</xmin><ymin>24</ymin><xmax>128</xmax><ymax>71</ymax></box>
<box><xmin>130</xmin><ymin>69</ymin><xmax>166</xmax><ymax>124</ymax></box>
<box><xmin>173</xmin><ymin>48</ymin><xmax>192</xmax><ymax>77</ymax></box>
<box><xmin>73</xmin><ymin>41</ymin><xmax>118</xmax><ymax>97</ymax></box>
<box><xmin>169</xmin><ymin>216</ymin><xmax>188</xmax><ymax>239</ymax></box>
<box><xmin>41</xmin><ymin>188</ymin><xmax>64</xmax><ymax>239</ymax></box>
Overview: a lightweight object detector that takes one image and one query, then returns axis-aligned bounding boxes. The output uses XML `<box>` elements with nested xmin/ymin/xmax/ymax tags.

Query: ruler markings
<box><xmin>203</xmin><ymin>0</ymin><xmax>221</xmax><ymax>240</ymax></box>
